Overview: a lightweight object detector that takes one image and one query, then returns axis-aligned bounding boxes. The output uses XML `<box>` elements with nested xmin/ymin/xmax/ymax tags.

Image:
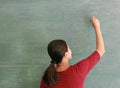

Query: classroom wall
<box><xmin>0</xmin><ymin>0</ymin><xmax>120</xmax><ymax>88</ymax></box>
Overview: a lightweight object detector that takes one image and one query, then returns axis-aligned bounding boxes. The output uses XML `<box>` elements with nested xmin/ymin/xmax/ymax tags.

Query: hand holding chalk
<box><xmin>91</xmin><ymin>16</ymin><xmax>100</xmax><ymax>29</ymax></box>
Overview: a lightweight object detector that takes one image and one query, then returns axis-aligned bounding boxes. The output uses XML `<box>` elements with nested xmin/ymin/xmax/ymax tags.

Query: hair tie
<box><xmin>50</xmin><ymin>60</ymin><xmax>56</xmax><ymax>64</ymax></box>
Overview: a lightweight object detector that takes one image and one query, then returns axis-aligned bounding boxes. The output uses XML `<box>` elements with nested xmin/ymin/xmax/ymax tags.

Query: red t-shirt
<box><xmin>40</xmin><ymin>51</ymin><xmax>100</xmax><ymax>88</ymax></box>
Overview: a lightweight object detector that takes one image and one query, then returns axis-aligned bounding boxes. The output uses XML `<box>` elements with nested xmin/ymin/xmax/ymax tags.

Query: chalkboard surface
<box><xmin>0</xmin><ymin>0</ymin><xmax>120</xmax><ymax>88</ymax></box>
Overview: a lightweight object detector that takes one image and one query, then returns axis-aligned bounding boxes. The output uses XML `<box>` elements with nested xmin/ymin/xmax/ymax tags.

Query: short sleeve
<box><xmin>72</xmin><ymin>51</ymin><xmax>100</xmax><ymax>78</ymax></box>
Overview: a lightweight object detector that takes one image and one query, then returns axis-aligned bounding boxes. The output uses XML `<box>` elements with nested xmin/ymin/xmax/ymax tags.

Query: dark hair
<box><xmin>43</xmin><ymin>39</ymin><xmax>68</xmax><ymax>86</ymax></box>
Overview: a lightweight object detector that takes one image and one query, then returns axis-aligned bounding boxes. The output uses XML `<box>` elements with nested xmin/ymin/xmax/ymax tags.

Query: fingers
<box><xmin>91</xmin><ymin>16</ymin><xmax>100</xmax><ymax>23</ymax></box>
<box><xmin>91</xmin><ymin>16</ymin><xmax>96</xmax><ymax>21</ymax></box>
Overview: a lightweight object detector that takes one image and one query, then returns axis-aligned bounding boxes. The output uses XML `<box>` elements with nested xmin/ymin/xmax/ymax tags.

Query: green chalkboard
<box><xmin>0</xmin><ymin>0</ymin><xmax>120</xmax><ymax>88</ymax></box>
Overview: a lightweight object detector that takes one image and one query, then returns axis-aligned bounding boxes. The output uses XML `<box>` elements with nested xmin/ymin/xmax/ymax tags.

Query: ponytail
<box><xmin>43</xmin><ymin>62</ymin><xmax>59</xmax><ymax>86</ymax></box>
<box><xmin>43</xmin><ymin>39</ymin><xmax>68</xmax><ymax>86</ymax></box>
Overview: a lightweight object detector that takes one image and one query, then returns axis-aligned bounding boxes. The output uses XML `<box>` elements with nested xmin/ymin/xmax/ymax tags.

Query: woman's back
<box><xmin>40</xmin><ymin>51</ymin><xmax>100</xmax><ymax>88</ymax></box>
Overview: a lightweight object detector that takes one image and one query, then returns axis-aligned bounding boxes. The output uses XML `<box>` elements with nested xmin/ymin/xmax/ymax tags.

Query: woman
<box><xmin>40</xmin><ymin>16</ymin><xmax>105</xmax><ymax>88</ymax></box>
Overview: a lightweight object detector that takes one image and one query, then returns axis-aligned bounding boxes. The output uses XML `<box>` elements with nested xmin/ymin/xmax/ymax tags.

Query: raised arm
<box><xmin>91</xmin><ymin>16</ymin><xmax>105</xmax><ymax>57</ymax></box>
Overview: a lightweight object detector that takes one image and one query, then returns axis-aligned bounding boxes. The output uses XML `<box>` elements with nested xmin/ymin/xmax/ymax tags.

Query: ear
<box><xmin>64</xmin><ymin>52</ymin><xmax>69</xmax><ymax>58</ymax></box>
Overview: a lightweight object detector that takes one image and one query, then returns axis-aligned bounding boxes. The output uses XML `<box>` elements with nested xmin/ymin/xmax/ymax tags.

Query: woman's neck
<box><xmin>56</xmin><ymin>62</ymin><xmax>70</xmax><ymax>72</ymax></box>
